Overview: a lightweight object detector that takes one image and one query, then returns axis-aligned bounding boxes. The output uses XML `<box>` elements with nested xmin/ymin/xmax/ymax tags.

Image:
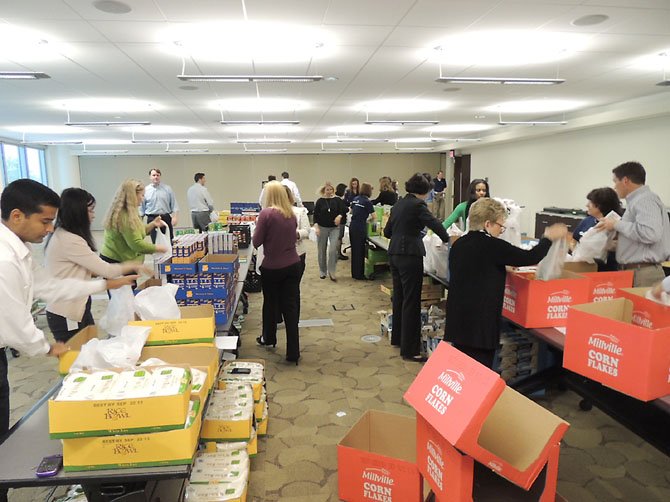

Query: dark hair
<box><xmin>405</xmin><ymin>173</ymin><xmax>432</xmax><ymax>195</ymax></box>
<box><xmin>281</xmin><ymin>171</ymin><xmax>289</xmax><ymax>179</ymax></box>
<box><xmin>465</xmin><ymin>178</ymin><xmax>491</xmax><ymax>219</ymax></box>
<box><xmin>612</xmin><ymin>161</ymin><xmax>645</xmax><ymax>185</ymax></box>
<box><xmin>335</xmin><ymin>183</ymin><xmax>347</xmax><ymax>197</ymax></box>
<box><xmin>194</xmin><ymin>173</ymin><xmax>205</xmax><ymax>183</ymax></box>
<box><xmin>360</xmin><ymin>182</ymin><xmax>373</xmax><ymax>197</ymax></box>
<box><xmin>149</xmin><ymin>168</ymin><xmax>161</xmax><ymax>175</ymax></box>
<box><xmin>587</xmin><ymin>187</ymin><xmax>623</xmax><ymax>217</ymax></box>
<box><xmin>55</xmin><ymin>188</ymin><xmax>97</xmax><ymax>251</ymax></box>
<box><xmin>422</xmin><ymin>173</ymin><xmax>434</xmax><ymax>185</ymax></box>
<box><xmin>1</xmin><ymin>179</ymin><xmax>60</xmax><ymax>220</ymax></box>
<box><xmin>268</xmin><ymin>174</ymin><xmax>277</xmax><ymax>181</ymax></box>
<box><xmin>348</xmin><ymin>177</ymin><xmax>360</xmax><ymax>194</ymax></box>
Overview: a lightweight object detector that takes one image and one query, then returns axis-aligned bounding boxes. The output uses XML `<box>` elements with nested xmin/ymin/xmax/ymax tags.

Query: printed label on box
<box><xmin>586</xmin><ymin>333</ymin><xmax>623</xmax><ymax>377</ymax></box>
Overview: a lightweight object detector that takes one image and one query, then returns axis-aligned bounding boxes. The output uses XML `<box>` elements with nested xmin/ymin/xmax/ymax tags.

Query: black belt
<box><xmin>617</xmin><ymin>262</ymin><xmax>660</xmax><ymax>270</ymax></box>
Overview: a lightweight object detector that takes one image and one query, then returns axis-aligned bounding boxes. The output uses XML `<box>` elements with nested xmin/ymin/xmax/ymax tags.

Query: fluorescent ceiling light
<box><xmin>395</xmin><ymin>143</ymin><xmax>434</xmax><ymax>151</ymax></box>
<box><xmin>331</xmin><ymin>124</ymin><xmax>398</xmax><ymax>134</ymax></box>
<box><xmin>56</xmin><ymin>98</ymin><xmax>156</xmax><ymax>113</ymax></box>
<box><xmin>179</xmin><ymin>74</ymin><xmax>323</xmax><ymax>83</ymax></box>
<box><xmin>365</xmin><ymin>120</ymin><xmax>439</xmax><ymax>126</ymax></box>
<box><xmin>220</xmin><ymin>120</ymin><xmax>300</xmax><ymax>126</ymax></box>
<box><xmin>235</xmin><ymin>139</ymin><xmax>292</xmax><ymax>144</ymax></box>
<box><xmin>394</xmin><ymin>137</ymin><xmax>439</xmax><ymax>144</ymax></box>
<box><xmin>358</xmin><ymin>99</ymin><xmax>449</xmax><ymax>114</ymax></box>
<box><xmin>486</xmin><ymin>99</ymin><xmax>583</xmax><ymax>114</ymax></box>
<box><xmin>122</xmin><ymin>125</ymin><xmax>193</xmax><ymax>134</ymax></box>
<box><xmin>440</xmin><ymin>138</ymin><xmax>482</xmax><ymax>142</ymax></box>
<box><xmin>428</xmin><ymin>31</ymin><xmax>586</xmax><ymax>66</ymax></box>
<box><xmin>436</xmin><ymin>76</ymin><xmax>564</xmax><ymax>85</ymax></box>
<box><xmin>165</xmin><ymin>148</ymin><xmax>209</xmax><ymax>153</ymax></box>
<box><xmin>132</xmin><ymin>139</ymin><xmax>189</xmax><ymax>144</ymax></box>
<box><xmin>213</xmin><ymin>98</ymin><xmax>306</xmax><ymax>113</ymax></box>
<box><xmin>81</xmin><ymin>149</ymin><xmax>129</xmax><ymax>154</ymax></box>
<box><xmin>336</xmin><ymin>138</ymin><xmax>389</xmax><ymax>143</ymax></box>
<box><xmin>33</xmin><ymin>140</ymin><xmax>83</xmax><ymax>145</ymax></box>
<box><xmin>498</xmin><ymin>120</ymin><xmax>567</xmax><ymax>126</ymax></box>
<box><xmin>0</xmin><ymin>71</ymin><xmax>50</xmax><ymax>80</ymax></box>
<box><xmin>162</xmin><ymin>22</ymin><xmax>333</xmax><ymax>63</ymax></box>
<box><xmin>320</xmin><ymin>143</ymin><xmax>363</xmax><ymax>152</ymax></box>
<box><xmin>223</xmin><ymin>124</ymin><xmax>299</xmax><ymax>134</ymax></box>
<box><xmin>66</xmin><ymin>121</ymin><xmax>151</xmax><ymax>127</ymax></box>
<box><xmin>427</xmin><ymin>124</ymin><xmax>493</xmax><ymax>133</ymax></box>
<box><xmin>244</xmin><ymin>148</ymin><xmax>288</xmax><ymax>153</ymax></box>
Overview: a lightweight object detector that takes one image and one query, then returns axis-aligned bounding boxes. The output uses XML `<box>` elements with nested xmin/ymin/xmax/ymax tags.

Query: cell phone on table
<box><xmin>230</xmin><ymin>367</ymin><xmax>251</xmax><ymax>374</ymax></box>
<box><xmin>36</xmin><ymin>454</ymin><xmax>63</xmax><ymax>477</ymax></box>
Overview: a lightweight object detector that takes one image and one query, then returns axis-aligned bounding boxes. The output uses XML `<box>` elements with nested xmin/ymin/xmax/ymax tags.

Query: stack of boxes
<box><xmin>185</xmin><ymin>449</ymin><xmax>250</xmax><ymax>501</ymax></box>
<box><xmin>495</xmin><ymin>328</ymin><xmax>542</xmax><ymax>383</ymax></box>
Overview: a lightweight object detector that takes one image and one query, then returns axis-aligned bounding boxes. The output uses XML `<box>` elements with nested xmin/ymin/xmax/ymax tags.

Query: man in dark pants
<box><xmin>0</xmin><ymin>180</ymin><xmax>136</xmax><ymax>502</ymax></box>
<box><xmin>384</xmin><ymin>173</ymin><xmax>449</xmax><ymax>362</ymax></box>
<box><xmin>140</xmin><ymin>168</ymin><xmax>179</xmax><ymax>243</ymax></box>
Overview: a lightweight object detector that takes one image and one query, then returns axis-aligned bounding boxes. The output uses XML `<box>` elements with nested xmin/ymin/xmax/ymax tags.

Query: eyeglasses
<box><xmin>492</xmin><ymin>221</ymin><xmax>506</xmax><ymax>233</ymax></box>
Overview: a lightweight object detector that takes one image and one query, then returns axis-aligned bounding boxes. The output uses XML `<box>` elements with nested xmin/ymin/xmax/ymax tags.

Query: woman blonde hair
<box><xmin>468</xmin><ymin>198</ymin><xmax>507</xmax><ymax>231</ymax></box>
<box><xmin>103</xmin><ymin>179</ymin><xmax>145</xmax><ymax>232</ymax></box>
<box><xmin>263</xmin><ymin>181</ymin><xmax>294</xmax><ymax>218</ymax></box>
<box><xmin>379</xmin><ymin>176</ymin><xmax>393</xmax><ymax>193</ymax></box>
<box><xmin>317</xmin><ymin>181</ymin><xmax>335</xmax><ymax>197</ymax></box>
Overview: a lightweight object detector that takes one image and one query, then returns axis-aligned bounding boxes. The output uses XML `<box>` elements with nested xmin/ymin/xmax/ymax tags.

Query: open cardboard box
<box><xmin>503</xmin><ymin>270</ymin><xmax>591</xmax><ymax>328</ymax></box>
<box><xmin>404</xmin><ymin>342</ymin><xmax>569</xmax><ymax>491</ymax></box>
<box><xmin>129</xmin><ymin>305</ymin><xmax>215</xmax><ymax>345</ymax></box>
<box><xmin>338</xmin><ymin>410</ymin><xmax>423</xmax><ymax>502</ymax></box>
<box><xmin>416</xmin><ymin>414</ymin><xmax>561</xmax><ymax>502</ymax></box>
<box><xmin>616</xmin><ymin>287</ymin><xmax>670</xmax><ymax>328</ymax></box>
<box><xmin>57</xmin><ymin>325</ymin><xmax>105</xmax><ymax>375</ymax></box>
<box><xmin>564</xmin><ymin>298</ymin><xmax>670</xmax><ymax>401</ymax></box>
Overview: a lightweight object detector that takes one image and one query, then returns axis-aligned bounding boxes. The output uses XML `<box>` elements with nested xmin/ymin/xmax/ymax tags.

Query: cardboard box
<box><xmin>616</xmin><ymin>287</ymin><xmax>670</xmax><ymax>328</ymax></box>
<box><xmin>218</xmin><ymin>359</ymin><xmax>266</xmax><ymax>402</ymax></box>
<box><xmin>58</xmin><ymin>325</ymin><xmax>105</xmax><ymax>375</ymax></box>
<box><xmin>160</xmin><ymin>260</ymin><xmax>198</xmax><ymax>275</ymax></box>
<box><xmin>563</xmin><ymin>262</ymin><xmax>598</xmax><ymax>274</ymax></box>
<box><xmin>404</xmin><ymin>342</ymin><xmax>569</xmax><ymax>490</ymax></box>
<box><xmin>129</xmin><ymin>305</ymin><xmax>215</xmax><ymax>345</ymax></box>
<box><xmin>199</xmin><ymin>253</ymin><xmax>239</xmax><ymax>274</ymax></box>
<box><xmin>139</xmin><ymin>345</ymin><xmax>220</xmax><ymax>396</ymax></box>
<box><xmin>48</xmin><ymin>369</ymin><xmax>192</xmax><ymax>439</ymax></box>
<box><xmin>62</xmin><ymin>400</ymin><xmax>201</xmax><ymax>471</ymax></box>
<box><xmin>564</xmin><ymin>298</ymin><xmax>670</xmax><ymax>401</ymax></box>
<box><xmin>579</xmin><ymin>271</ymin><xmax>634</xmax><ymax>302</ymax></box>
<box><xmin>502</xmin><ymin>271</ymin><xmax>591</xmax><ymax>328</ymax></box>
<box><xmin>338</xmin><ymin>410</ymin><xmax>423</xmax><ymax>502</ymax></box>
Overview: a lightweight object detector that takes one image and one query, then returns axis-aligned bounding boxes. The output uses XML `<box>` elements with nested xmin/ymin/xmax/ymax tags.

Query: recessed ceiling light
<box><xmin>571</xmin><ymin>14</ymin><xmax>609</xmax><ymax>27</ymax></box>
<box><xmin>93</xmin><ymin>1</ymin><xmax>132</xmax><ymax>14</ymax></box>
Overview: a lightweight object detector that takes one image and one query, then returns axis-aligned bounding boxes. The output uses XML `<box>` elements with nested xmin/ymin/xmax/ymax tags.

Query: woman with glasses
<box><xmin>445</xmin><ymin>198</ymin><xmax>568</xmax><ymax>368</ymax></box>
<box><xmin>44</xmin><ymin>188</ymin><xmax>149</xmax><ymax>342</ymax></box>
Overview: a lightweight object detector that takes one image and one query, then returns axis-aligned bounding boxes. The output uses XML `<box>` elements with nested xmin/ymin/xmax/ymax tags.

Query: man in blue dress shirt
<box><xmin>140</xmin><ymin>168</ymin><xmax>179</xmax><ymax>243</ymax></box>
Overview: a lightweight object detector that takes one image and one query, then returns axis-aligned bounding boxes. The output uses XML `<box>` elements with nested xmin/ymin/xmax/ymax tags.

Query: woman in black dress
<box><xmin>445</xmin><ymin>198</ymin><xmax>568</xmax><ymax>368</ymax></box>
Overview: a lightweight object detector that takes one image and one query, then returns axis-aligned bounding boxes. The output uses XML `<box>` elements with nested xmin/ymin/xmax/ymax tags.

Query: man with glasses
<box><xmin>444</xmin><ymin>198</ymin><xmax>567</xmax><ymax>368</ymax></box>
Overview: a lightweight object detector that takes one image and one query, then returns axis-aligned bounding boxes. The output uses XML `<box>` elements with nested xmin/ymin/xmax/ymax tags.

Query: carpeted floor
<box><xmin>5</xmin><ymin>239</ymin><xmax>670</xmax><ymax>501</ymax></box>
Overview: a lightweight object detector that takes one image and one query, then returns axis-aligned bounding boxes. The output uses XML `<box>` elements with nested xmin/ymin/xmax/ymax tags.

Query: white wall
<box><xmin>461</xmin><ymin>115</ymin><xmax>670</xmax><ymax>236</ymax></box>
<box><xmin>77</xmin><ymin>153</ymin><xmax>443</xmax><ymax>230</ymax></box>
<box><xmin>45</xmin><ymin>147</ymin><xmax>80</xmax><ymax>194</ymax></box>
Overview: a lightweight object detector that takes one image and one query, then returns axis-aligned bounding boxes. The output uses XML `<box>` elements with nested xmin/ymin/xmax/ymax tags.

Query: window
<box><xmin>0</xmin><ymin>141</ymin><xmax>47</xmax><ymax>186</ymax></box>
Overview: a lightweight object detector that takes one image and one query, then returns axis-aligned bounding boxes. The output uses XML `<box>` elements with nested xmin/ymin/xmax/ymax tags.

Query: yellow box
<box><xmin>48</xmin><ymin>369</ymin><xmax>191</xmax><ymax>439</ymax></box>
<box><xmin>140</xmin><ymin>345</ymin><xmax>219</xmax><ymax>395</ymax></box>
<box><xmin>63</xmin><ymin>400</ymin><xmax>201</xmax><ymax>471</ymax></box>
<box><xmin>58</xmin><ymin>325</ymin><xmax>105</xmax><ymax>375</ymax></box>
<box><xmin>185</xmin><ymin>483</ymin><xmax>247</xmax><ymax>502</ymax></box>
<box><xmin>218</xmin><ymin>359</ymin><xmax>265</xmax><ymax>402</ymax></box>
<box><xmin>254</xmin><ymin>392</ymin><xmax>266</xmax><ymax>420</ymax></box>
<box><xmin>257</xmin><ymin>417</ymin><xmax>268</xmax><ymax>437</ymax></box>
<box><xmin>129</xmin><ymin>305</ymin><xmax>215</xmax><ymax>346</ymax></box>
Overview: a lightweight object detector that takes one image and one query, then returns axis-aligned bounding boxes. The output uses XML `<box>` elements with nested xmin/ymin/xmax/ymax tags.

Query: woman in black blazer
<box><xmin>383</xmin><ymin>173</ymin><xmax>449</xmax><ymax>362</ymax></box>
<box><xmin>445</xmin><ymin>198</ymin><xmax>568</xmax><ymax>368</ymax></box>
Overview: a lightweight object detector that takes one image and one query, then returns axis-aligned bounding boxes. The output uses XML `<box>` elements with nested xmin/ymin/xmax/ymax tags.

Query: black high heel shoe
<box><xmin>256</xmin><ymin>336</ymin><xmax>276</xmax><ymax>348</ymax></box>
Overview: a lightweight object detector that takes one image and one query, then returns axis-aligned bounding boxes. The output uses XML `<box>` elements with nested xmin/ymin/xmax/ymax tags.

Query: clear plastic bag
<box><xmin>99</xmin><ymin>285</ymin><xmax>136</xmax><ymax>337</ymax></box>
<box><xmin>134</xmin><ymin>283</ymin><xmax>181</xmax><ymax>320</ymax></box>
<box><xmin>536</xmin><ymin>238</ymin><xmax>568</xmax><ymax>281</ymax></box>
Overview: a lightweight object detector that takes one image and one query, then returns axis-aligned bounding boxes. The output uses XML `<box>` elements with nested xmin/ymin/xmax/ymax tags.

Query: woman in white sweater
<box><xmin>45</xmin><ymin>188</ymin><xmax>147</xmax><ymax>342</ymax></box>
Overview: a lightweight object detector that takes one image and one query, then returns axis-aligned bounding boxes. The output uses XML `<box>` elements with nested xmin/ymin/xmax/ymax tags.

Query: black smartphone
<box><xmin>230</xmin><ymin>367</ymin><xmax>251</xmax><ymax>374</ymax></box>
<box><xmin>36</xmin><ymin>454</ymin><xmax>63</xmax><ymax>478</ymax></box>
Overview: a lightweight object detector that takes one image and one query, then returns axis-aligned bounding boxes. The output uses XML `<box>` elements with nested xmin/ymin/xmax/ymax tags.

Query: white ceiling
<box><xmin>0</xmin><ymin>0</ymin><xmax>669</xmax><ymax>155</ymax></box>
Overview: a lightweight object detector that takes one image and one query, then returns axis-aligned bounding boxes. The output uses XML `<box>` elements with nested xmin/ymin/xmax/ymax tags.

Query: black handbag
<box><xmin>243</xmin><ymin>255</ymin><xmax>262</xmax><ymax>293</ymax></box>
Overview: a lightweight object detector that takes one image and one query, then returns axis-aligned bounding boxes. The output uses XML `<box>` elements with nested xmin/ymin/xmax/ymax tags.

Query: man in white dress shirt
<box><xmin>280</xmin><ymin>171</ymin><xmax>302</xmax><ymax>207</ymax></box>
<box><xmin>187</xmin><ymin>172</ymin><xmax>215</xmax><ymax>232</ymax></box>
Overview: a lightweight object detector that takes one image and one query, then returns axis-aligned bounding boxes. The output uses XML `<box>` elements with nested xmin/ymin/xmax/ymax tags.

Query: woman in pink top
<box><xmin>253</xmin><ymin>181</ymin><xmax>302</xmax><ymax>364</ymax></box>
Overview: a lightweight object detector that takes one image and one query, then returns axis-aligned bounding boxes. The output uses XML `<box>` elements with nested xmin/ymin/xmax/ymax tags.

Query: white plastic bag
<box><xmin>308</xmin><ymin>226</ymin><xmax>318</xmax><ymax>242</ymax></box>
<box><xmin>572</xmin><ymin>226</ymin><xmax>609</xmax><ymax>263</ymax></box>
<box><xmin>70</xmin><ymin>325</ymin><xmax>151</xmax><ymax>372</ymax></box>
<box><xmin>134</xmin><ymin>283</ymin><xmax>181</xmax><ymax>320</ymax></box>
<box><xmin>422</xmin><ymin>233</ymin><xmax>436</xmax><ymax>273</ymax></box>
<box><xmin>210</xmin><ymin>210</ymin><xmax>219</xmax><ymax>223</ymax></box>
<box><xmin>342</xmin><ymin>225</ymin><xmax>350</xmax><ymax>247</ymax></box>
<box><xmin>154</xmin><ymin>225</ymin><xmax>172</xmax><ymax>264</ymax></box>
<box><xmin>536</xmin><ymin>238</ymin><xmax>568</xmax><ymax>281</ymax></box>
<box><xmin>446</xmin><ymin>223</ymin><xmax>464</xmax><ymax>238</ymax></box>
<box><xmin>432</xmin><ymin>236</ymin><xmax>450</xmax><ymax>280</ymax></box>
<box><xmin>99</xmin><ymin>285</ymin><xmax>136</xmax><ymax>337</ymax></box>
<box><xmin>497</xmin><ymin>198</ymin><xmax>523</xmax><ymax>248</ymax></box>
